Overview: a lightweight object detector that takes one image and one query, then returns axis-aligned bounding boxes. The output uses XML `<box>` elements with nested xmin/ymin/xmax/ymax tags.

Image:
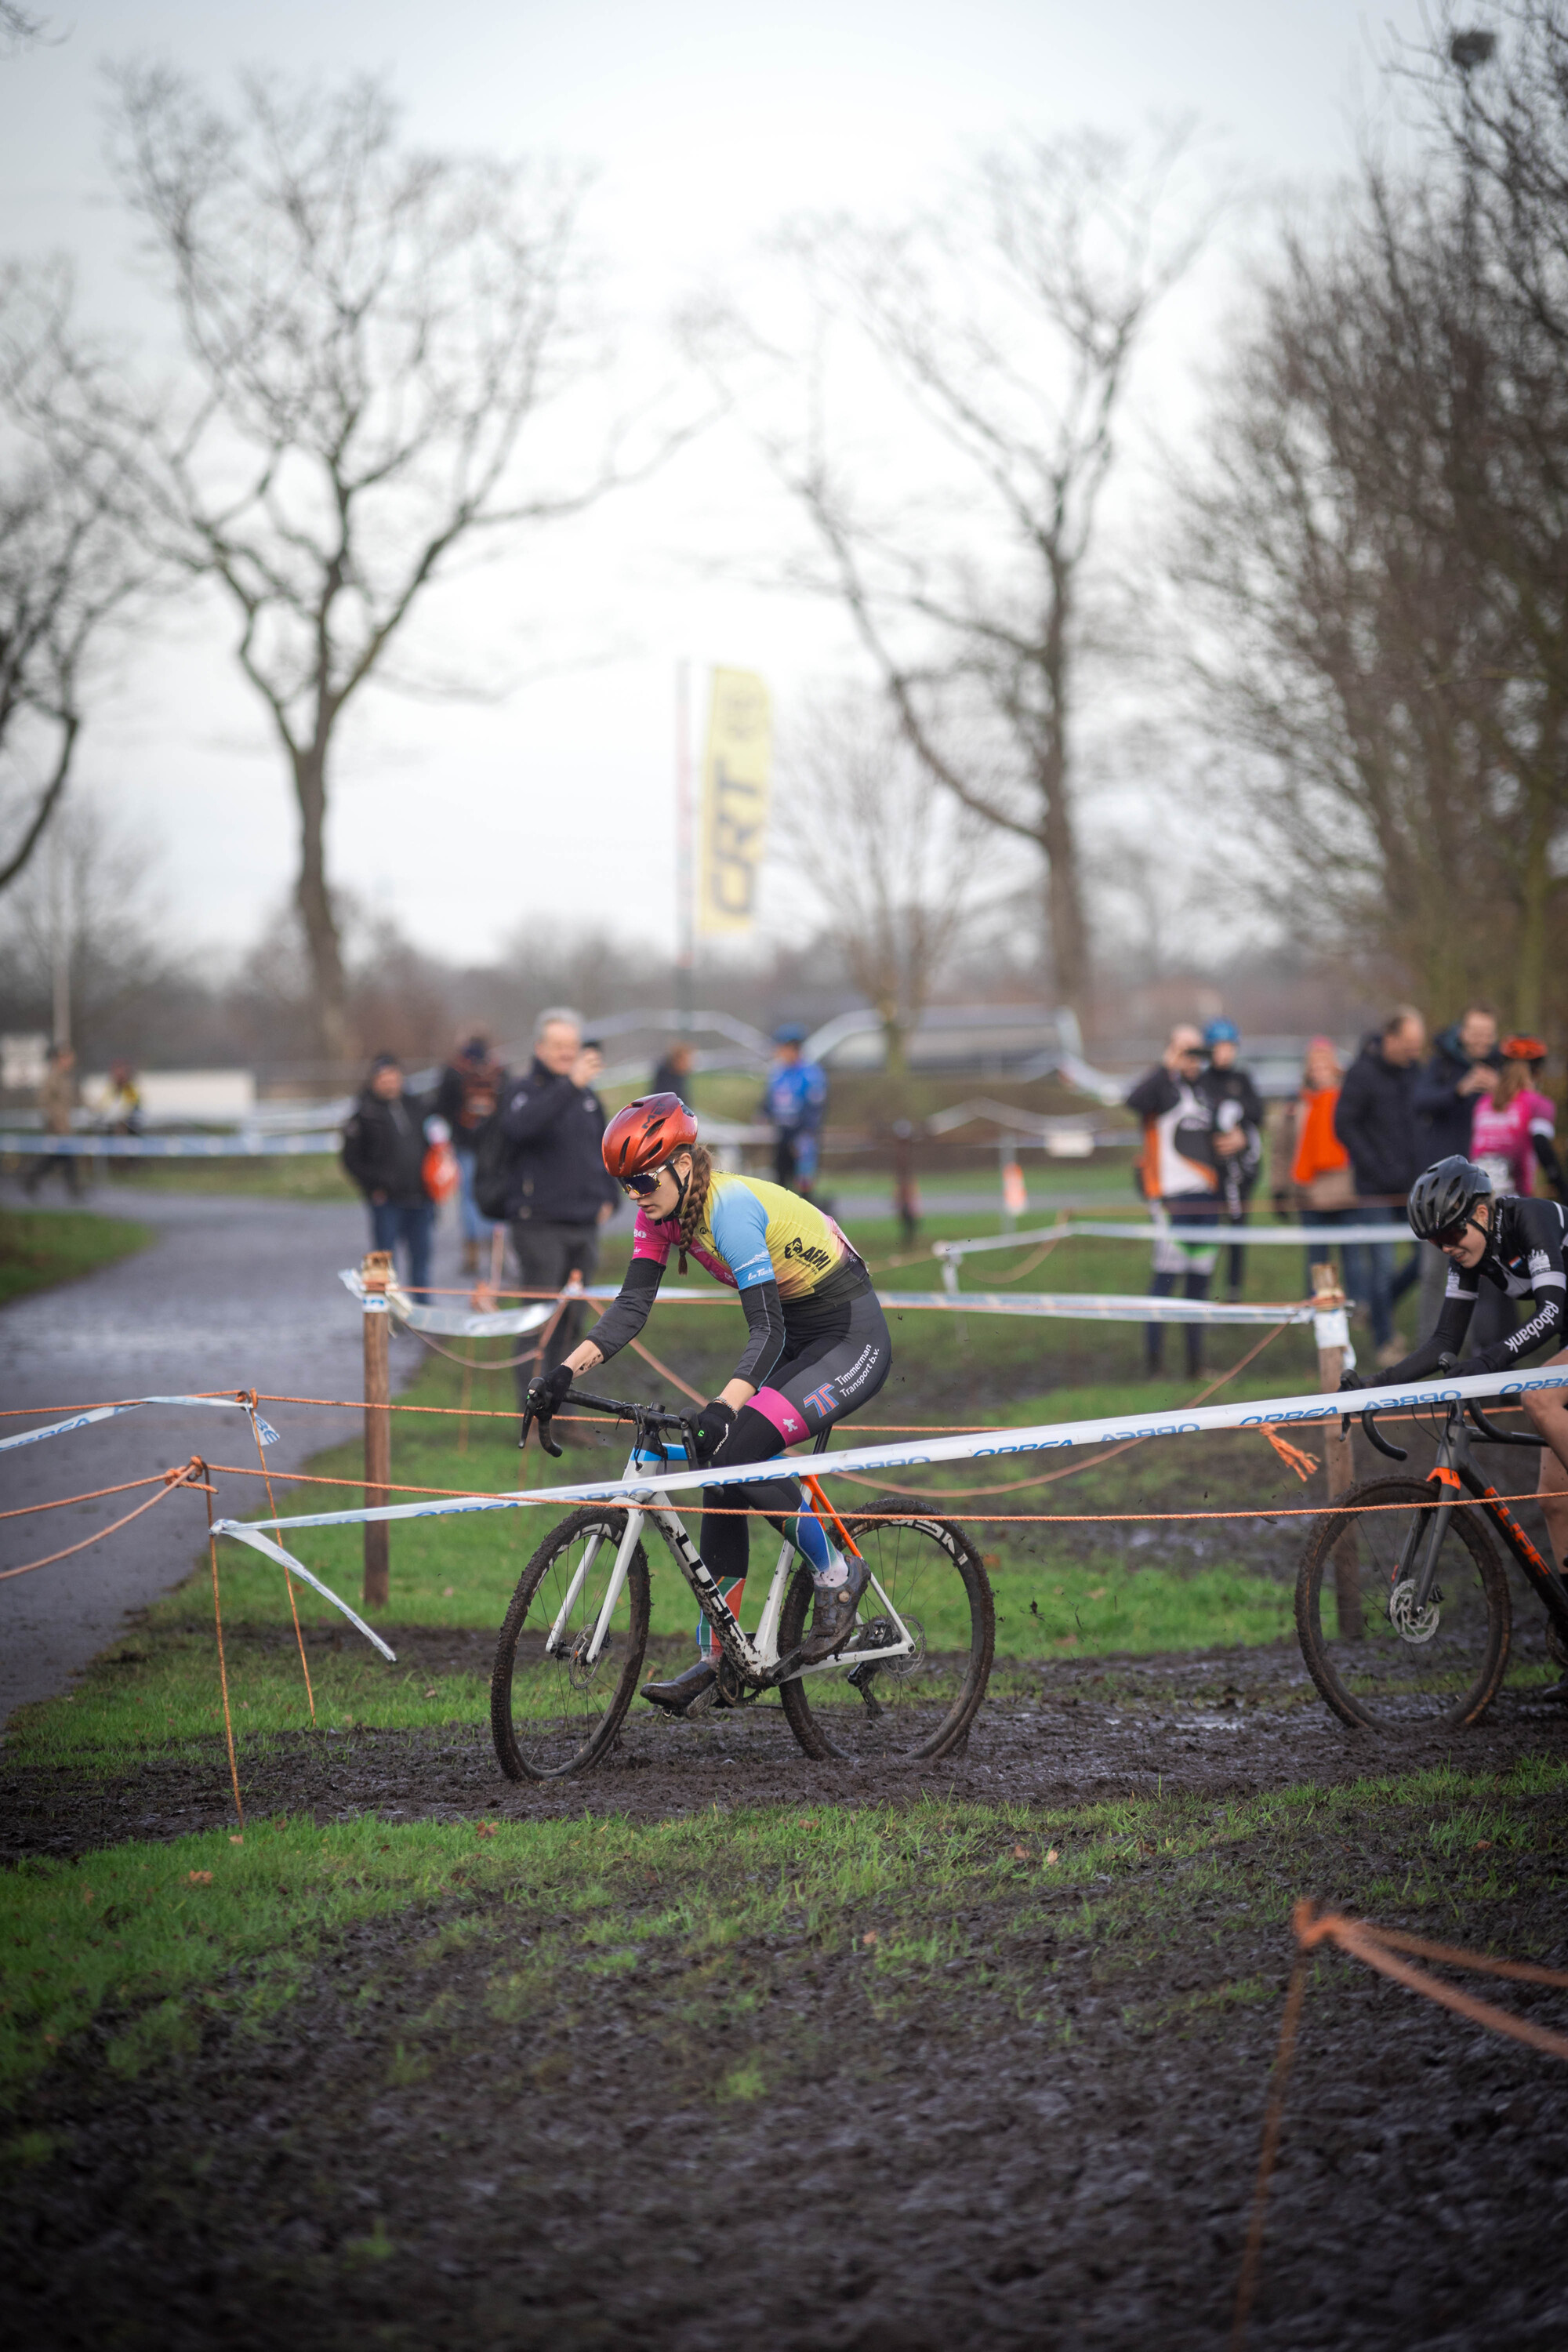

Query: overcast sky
<box><xmin>1</xmin><ymin>0</ymin><xmax>1443</xmax><ymax>971</ymax></box>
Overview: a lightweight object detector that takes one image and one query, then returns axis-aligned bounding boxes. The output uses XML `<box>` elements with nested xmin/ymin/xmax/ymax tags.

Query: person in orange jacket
<box><xmin>1283</xmin><ymin>1036</ymin><xmax>1356</xmax><ymax>1294</ymax></box>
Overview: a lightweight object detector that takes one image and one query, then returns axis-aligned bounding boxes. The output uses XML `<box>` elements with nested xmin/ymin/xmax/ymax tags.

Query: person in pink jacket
<box><xmin>1470</xmin><ymin>1036</ymin><xmax>1563</xmax><ymax>1202</ymax></box>
<box><xmin>1467</xmin><ymin>1036</ymin><xmax>1563</xmax><ymax>1352</ymax></box>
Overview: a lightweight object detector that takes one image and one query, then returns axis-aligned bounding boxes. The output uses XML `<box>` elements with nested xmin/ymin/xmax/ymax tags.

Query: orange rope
<box><xmin>829</xmin><ymin>1312</ymin><xmax>1299</xmax><ymax>1497</ymax></box>
<box><xmin>0</xmin><ymin>1471</ymin><xmax>172</xmax><ymax>1519</ymax></box>
<box><xmin>1234</xmin><ymin>1903</ymin><xmax>1568</xmax><ymax>2345</ymax></box>
<box><xmin>0</xmin><ymin>1460</ymin><xmax>210</xmax><ymax>1578</ymax></box>
<box><xmin>1298</xmin><ymin>1901</ymin><xmax>1568</xmax><ymax>2058</ymax></box>
<box><xmin>202</xmin><ymin>1468</ymin><xmax>244</xmax><ymax>1829</ymax></box>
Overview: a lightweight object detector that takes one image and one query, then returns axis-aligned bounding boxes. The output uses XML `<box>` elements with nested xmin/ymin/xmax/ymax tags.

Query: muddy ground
<box><xmin>4</xmin><ymin>1646</ymin><xmax>1568</xmax><ymax>2351</ymax></box>
<box><xmin>3</xmin><ymin>1635</ymin><xmax>1568</xmax><ymax>1859</ymax></box>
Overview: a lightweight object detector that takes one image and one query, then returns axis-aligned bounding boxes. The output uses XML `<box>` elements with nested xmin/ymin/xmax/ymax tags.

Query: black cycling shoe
<box><xmin>797</xmin><ymin>1559</ymin><xmax>871</xmax><ymax>1665</ymax></box>
<box><xmin>1540</xmin><ymin>1678</ymin><xmax>1568</xmax><ymax>1706</ymax></box>
<box><xmin>641</xmin><ymin>1659</ymin><xmax>717</xmax><ymax>1715</ymax></box>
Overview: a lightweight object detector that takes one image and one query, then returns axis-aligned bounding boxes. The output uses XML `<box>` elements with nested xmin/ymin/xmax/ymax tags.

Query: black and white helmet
<box><xmin>1407</xmin><ymin>1156</ymin><xmax>1493</xmax><ymax>1244</ymax></box>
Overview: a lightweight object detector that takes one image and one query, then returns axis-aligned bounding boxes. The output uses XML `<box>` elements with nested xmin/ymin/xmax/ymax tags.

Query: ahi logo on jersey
<box><xmin>783</xmin><ymin>1236</ymin><xmax>833</xmax><ymax>1272</ymax></box>
<box><xmin>802</xmin><ymin>1382</ymin><xmax>836</xmax><ymax>1419</ymax></box>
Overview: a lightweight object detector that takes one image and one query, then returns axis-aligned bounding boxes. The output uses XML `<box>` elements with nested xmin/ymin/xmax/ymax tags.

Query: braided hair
<box><xmin>673</xmin><ymin>1145</ymin><xmax>713</xmax><ymax>1275</ymax></box>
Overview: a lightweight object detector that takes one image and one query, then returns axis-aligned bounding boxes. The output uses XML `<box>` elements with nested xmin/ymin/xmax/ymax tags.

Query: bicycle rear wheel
<box><xmin>778</xmin><ymin>1501</ymin><xmax>993</xmax><ymax>1762</ymax></box>
<box><xmin>491</xmin><ymin>1508</ymin><xmax>650</xmax><ymax>1780</ymax></box>
<box><xmin>1295</xmin><ymin>1476</ymin><xmax>1510</xmax><ymax>1730</ymax></box>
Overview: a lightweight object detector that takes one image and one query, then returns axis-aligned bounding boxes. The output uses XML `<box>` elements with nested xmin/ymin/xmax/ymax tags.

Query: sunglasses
<box><xmin>619</xmin><ymin>1167</ymin><xmax>669</xmax><ymax>1199</ymax></box>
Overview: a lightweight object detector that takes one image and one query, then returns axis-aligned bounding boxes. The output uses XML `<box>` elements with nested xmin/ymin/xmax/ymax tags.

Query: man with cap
<box><xmin>1196</xmin><ymin>1018</ymin><xmax>1264</xmax><ymax>1301</ymax></box>
<box><xmin>761</xmin><ymin>1023</ymin><xmax>828</xmax><ymax>1199</ymax></box>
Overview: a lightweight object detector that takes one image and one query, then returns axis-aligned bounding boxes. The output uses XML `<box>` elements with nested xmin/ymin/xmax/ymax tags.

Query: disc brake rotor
<box><xmin>1388</xmin><ymin>1578</ymin><xmax>1440</xmax><ymax>1646</ymax></box>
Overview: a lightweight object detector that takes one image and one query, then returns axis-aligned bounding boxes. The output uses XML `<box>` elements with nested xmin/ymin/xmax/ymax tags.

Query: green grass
<box><xmin>5</xmin><ymin>1762</ymin><xmax>1564</xmax><ymax>2107</ymax></box>
<box><xmin>0</xmin><ymin>1206</ymin><xmax>154</xmax><ymax>1305</ymax></box>
<box><xmin>112</xmin><ymin>1156</ymin><xmax>358</xmax><ymax>1202</ymax></box>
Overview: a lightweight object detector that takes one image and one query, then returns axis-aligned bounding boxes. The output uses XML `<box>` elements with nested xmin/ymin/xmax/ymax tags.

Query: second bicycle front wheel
<box><xmin>778</xmin><ymin>1501</ymin><xmax>994</xmax><ymax>1762</ymax></box>
<box><xmin>1295</xmin><ymin>1476</ymin><xmax>1510</xmax><ymax>1730</ymax></box>
<box><xmin>491</xmin><ymin>1508</ymin><xmax>650</xmax><ymax>1780</ymax></box>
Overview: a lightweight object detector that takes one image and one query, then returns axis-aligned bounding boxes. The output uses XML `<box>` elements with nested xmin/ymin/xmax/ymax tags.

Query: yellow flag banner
<box><xmin>697</xmin><ymin>667</ymin><xmax>771</xmax><ymax>935</ymax></box>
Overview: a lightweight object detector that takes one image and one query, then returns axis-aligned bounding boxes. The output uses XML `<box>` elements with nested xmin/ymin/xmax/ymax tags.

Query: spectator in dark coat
<box><xmin>495</xmin><ymin>1007</ymin><xmax>619</xmax><ymax>1415</ymax></box>
<box><xmin>1415</xmin><ymin>1005</ymin><xmax>1503</xmax><ymax>1162</ymax></box>
<box><xmin>341</xmin><ymin>1054</ymin><xmax>437</xmax><ymax>1301</ymax></box>
<box><xmin>1195</xmin><ymin>1018</ymin><xmax>1263</xmax><ymax>1301</ymax></box>
<box><xmin>436</xmin><ymin>1033</ymin><xmax>507</xmax><ymax>1277</ymax></box>
<box><xmin>1334</xmin><ymin>1007</ymin><xmax>1426</xmax><ymax>1364</ymax></box>
<box><xmin>652</xmin><ymin>1038</ymin><xmax>695</xmax><ymax>1101</ymax></box>
<box><xmin>1414</xmin><ymin>1004</ymin><xmax>1502</xmax><ymax>1337</ymax></box>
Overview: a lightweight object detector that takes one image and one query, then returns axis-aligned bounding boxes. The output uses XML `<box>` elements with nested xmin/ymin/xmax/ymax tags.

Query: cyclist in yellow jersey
<box><xmin>527</xmin><ymin>1094</ymin><xmax>893</xmax><ymax>1715</ymax></box>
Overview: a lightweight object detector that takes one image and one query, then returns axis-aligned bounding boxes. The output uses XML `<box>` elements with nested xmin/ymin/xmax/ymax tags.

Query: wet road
<box><xmin>0</xmin><ymin>1186</ymin><xmax>430</xmax><ymax>1723</ymax></box>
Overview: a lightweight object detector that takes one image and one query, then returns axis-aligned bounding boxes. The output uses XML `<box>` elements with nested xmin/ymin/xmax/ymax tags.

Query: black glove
<box><xmin>521</xmin><ymin>1363</ymin><xmax>573</xmax><ymax>1458</ymax></box>
<box><xmin>1338</xmin><ymin>1368</ymin><xmax>1365</xmax><ymax>1393</ymax></box>
<box><xmin>690</xmin><ymin>1397</ymin><xmax>735</xmax><ymax>1465</ymax></box>
<box><xmin>525</xmin><ymin>1363</ymin><xmax>574</xmax><ymax>1419</ymax></box>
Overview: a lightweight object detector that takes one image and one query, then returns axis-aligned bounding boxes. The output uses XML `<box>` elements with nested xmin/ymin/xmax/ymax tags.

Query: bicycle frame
<box><xmin>1370</xmin><ymin>1399</ymin><xmax>1568</xmax><ymax>1639</ymax></box>
<box><xmin>539</xmin><ymin>1422</ymin><xmax>922</xmax><ymax>1690</ymax></box>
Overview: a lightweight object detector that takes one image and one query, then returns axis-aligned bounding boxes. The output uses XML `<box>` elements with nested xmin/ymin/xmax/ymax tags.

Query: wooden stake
<box><xmin>362</xmin><ymin>1249</ymin><xmax>393</xmax><ymax>1612</ymax></box>
<box><xmin>1312</xmin><ymin>1260</ymin><xmax>1361</xmax><ymax>1640</ymax></box>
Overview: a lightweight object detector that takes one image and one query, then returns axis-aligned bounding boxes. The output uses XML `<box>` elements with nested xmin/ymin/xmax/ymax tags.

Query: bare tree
<box><xmin>692</xmin><ymin>129</ymin><xmax>1218</xmax><ymax>1019</ymax></box>
<box><xmin>0</xmin><ymin>267</ymin><xmax>158</xmax><ymax>894</ymax></box>
<box><xmin>779</xmin><ymin>684</ymin><xmax>989</xmax><ymax>1069</ymax></box>
<box><xmin>1179</xmin><ymin>23</ymin><xmax>1568</xmax><ymax>1030</ymax></box>
<box><xmin>92</xmin><ymin>64</ymin><xmax>679</xmax><ymax>1057</ymax></box>
<box><xmin>0</xmin><ymin>5</ymin><xmax>51</xmax><ymax>53</ymax></box>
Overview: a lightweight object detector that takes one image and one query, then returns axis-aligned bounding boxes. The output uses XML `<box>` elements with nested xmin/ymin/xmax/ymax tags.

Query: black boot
<box><xmin>641</xmin><ymin>1658</ymin><xmax>717</xmax><ymax>1715</ymax></box>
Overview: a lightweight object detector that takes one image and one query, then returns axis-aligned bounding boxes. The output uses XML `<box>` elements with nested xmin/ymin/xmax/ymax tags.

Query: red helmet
<box><xmin>1503</xmin><ymin>1035</ymin><xmax>1547</xmax><ymax>1063</ymax></box>
<box><xmin>601</xmin><ymin>1092</ymin><xmax>699</xmax><ymax>1179</ymax></box>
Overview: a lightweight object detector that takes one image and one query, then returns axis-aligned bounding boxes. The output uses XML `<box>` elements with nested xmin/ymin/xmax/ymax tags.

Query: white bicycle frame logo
<box><xmin>543</xmin><ymin>1439</ymin><xmax>924</xmax><ymax>1688</ymax></box>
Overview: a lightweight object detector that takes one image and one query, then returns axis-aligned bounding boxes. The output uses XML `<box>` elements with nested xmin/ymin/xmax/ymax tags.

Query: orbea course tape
<box><xmin>218</xmin><ymin>1525</ymin><xmax>396</xmax><ymax>1662</ymax></box>
<box><xmin>337</xmin><ymin>1268</ymin><xmax>553</xmax><ymax>1341</ymax></box>
<box><xmin>217</xmin><ymin>1362</ymin><xmax>1568</xmax><ymax>1541</ymax></box>
<box><xmin>338</xmin><ymin>1269</ymin><xmax>1310</xmax><ymax>1336</ymax></box>
<box><xmin>0</xmin><ymin>1395</ymin><xmax>281</xmax><ymax>1454</ymax></box>
<box><xmin>938</xmin><ymin>1218</ymin><xmax>1417</xmax><ymax>1258</ymax></box>
<box><xmin>876</xmin><ymin>1290</ymin><xmax>1312</xmax><ymax>1326</ymax></box>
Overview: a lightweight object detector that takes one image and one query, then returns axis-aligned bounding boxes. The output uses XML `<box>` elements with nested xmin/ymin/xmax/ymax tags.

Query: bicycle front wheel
<box><xmin>1295</xmin><ymin>1476</ymin><xmax>1510</xmax><ymax>1730</ymax></box>
<box><xmin>778</xmin><ymin>1501</ymin><xmax>994</xmax><ymax>1762</ymax></box>
<box><xmin>491</xmin><ymin>1508</ymin><xmax>650</xmax><ymax>1780</ymax></box>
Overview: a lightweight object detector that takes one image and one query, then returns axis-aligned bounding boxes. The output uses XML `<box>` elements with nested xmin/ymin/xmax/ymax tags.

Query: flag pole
<box><xmin>675</xmin><ymin>657</ymin><xmax>695</xmax><ymax>1031</ymax></box>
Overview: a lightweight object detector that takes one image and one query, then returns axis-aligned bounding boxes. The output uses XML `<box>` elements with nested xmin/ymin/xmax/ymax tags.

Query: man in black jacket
<box><xmin>1195</xmin><ymin>1018</ymin><xmax>1263</xmax><ymax>1301</ymax></box>
<box><xmin>1334</xmin><ymin>1007</ymin><xmax>1426</xmax><ymax>1366</ymax></box>
<box><xmin>1414</xmin><ymin>1005</ymin><xmax>1503</xmax><ymax>1340</ymax></box>
<box><xmin>341</xmin><ymin>1054</ymin><xmax>437</xmax><ymax>1301</ymax></box>
<box><xmin>497</xmin><ymin>1008</ymin><xmax>619</xmax><ymax>1411</ymax></box>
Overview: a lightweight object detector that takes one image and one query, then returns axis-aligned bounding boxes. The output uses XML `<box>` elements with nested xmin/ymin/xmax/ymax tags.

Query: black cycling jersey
<box><xmin>1385</xmin><ymin>1194</ymin><xmax>1568</xmax><ymax>1381</ymax></box>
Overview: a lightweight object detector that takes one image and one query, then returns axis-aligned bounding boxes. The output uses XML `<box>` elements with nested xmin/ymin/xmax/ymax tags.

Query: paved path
<box><xmin>0</xmin><ymin>1187</ymin><xmax>434</xmax><ymax>1725</ymax></box>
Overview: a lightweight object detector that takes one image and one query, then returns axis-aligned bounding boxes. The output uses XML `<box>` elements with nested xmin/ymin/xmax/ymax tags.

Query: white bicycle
<box><xmin>490</xmin><ymin>1389</ymin><xmax>994</xmax><ymax>1781</ymax></box>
